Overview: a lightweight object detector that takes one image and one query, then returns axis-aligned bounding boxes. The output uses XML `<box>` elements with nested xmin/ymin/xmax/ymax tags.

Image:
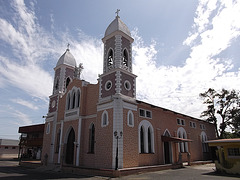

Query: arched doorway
<box><xmin>65</xmin><ymin>128</ymin><xmax>75</xmax><ymax>164</ymax></box>
<box><xmin>163</xmin><ymin>130</ymin><xmax>172</xmax><ymax>164</ymax></box>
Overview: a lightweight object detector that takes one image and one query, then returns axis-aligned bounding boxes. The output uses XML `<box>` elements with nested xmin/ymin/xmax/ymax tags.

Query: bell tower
<box><xmin>48</xmin><ymin>46</ymin><xmax>76</xmax><ymax>115</ymax></box>
<box><xmin>99</xmin><ymin>11</ymin><xmax>136</xmax><ymax>101</ymax></box>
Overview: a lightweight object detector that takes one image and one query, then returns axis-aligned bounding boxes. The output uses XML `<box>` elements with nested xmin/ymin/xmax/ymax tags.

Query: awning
<box><xmin>161</xmin><ymin>135</ymin><xmax>193</xmax><ymax>143</ymax></box>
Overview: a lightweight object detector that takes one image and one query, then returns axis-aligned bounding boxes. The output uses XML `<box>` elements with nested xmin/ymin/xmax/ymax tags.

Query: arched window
<box><xmin>163</xmin><ymin>129</ymin><xmax>171</xmax><ymax>137</ymax></box>
<box><xmin>67</xmin><ymin>93</ymin><xmax>71</xmax><ymax>110</ymax></box>
<box><xmin>177</xmin><ymin>127</ymin><xmax>188</xmax><ymax>152</ymax></box>
<box><xmin>201</xmin><ymin>131</ymin><xmax>209</xmax><ymax>153</ymax></box>
<box><xmin>76</xmin><ymin>89</ymin><xmax>80</xmax><ymax>107</ymax></box>
<box><xmin>122</xmin><ymin>49</ymin><xmax>128</xmax><ymax>67</ymax></box>
<box><xmin>89</xmin><ymin>123</ymin><xmax>95</xmax><ymax>153</ymax></box>
<box><xmin>127</xmin><ymin>110</ymin><xmax>134</xmax><ymax>127</ymax></box>
<box><xmin>101</xmin><ymin>110</ymin><xmax>109</xmax><ymax>127</ymax></box>
<box><xmin>140</xmin><ymin>126</ymin><xmax>144</xmax><ymax>153</ymax></box>
<box><xmin>107</xmin><ymin>49</ymin><xmax>113</xmax><ymax>66</ymax></box>
<box><xmin>138</xmin><ymin>120</ymin><xmax>155</xmax><ymax>153</ymax></box>
<box><xmin>55</xmin><ymin>78</ymin><xmax>59</xmax><ymax>90</ymax></box>
<box><xmin>178</xmin><ymin>132</ymin><xmax>183</xmax><ymax>152</ymax></box>
<box><xmin>66</xmin><ymin>77</ymin><xmax>71</xmax><ymax>89</ymax></box>
<box><xmin>72</xmin><ymin>91</ymin><xmax>75</xmax><ymax>109</ymax></box>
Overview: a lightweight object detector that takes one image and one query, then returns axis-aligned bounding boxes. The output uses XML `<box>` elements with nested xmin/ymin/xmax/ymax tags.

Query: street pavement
<box><xmin>0</xmin><ymin>159</ymin><xmax>239</xmax><ymax>180</ymax></box>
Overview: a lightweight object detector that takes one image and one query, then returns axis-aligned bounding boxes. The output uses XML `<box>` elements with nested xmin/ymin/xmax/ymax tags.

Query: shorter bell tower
<box><xmin>48</xmin><ymin>46</ymin><xmax>77</xmax><ymax>115</ymax></box>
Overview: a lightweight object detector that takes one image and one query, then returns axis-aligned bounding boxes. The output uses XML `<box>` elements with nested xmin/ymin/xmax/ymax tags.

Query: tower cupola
<box><xmin>56</xmin><ymin>48</ymin><xmax>76</xmax><ymax>68</ymax></box>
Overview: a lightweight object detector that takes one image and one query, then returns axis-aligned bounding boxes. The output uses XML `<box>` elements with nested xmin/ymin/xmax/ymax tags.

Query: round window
<box><xmin>105</xmin><ymin>80</ymin><xmax>112</xmax><ymax>91</ymax></box>
<box><xmin>124</xmin><ymin>80</ymin><xmax>131</xmax><ymax>91</ymax></box>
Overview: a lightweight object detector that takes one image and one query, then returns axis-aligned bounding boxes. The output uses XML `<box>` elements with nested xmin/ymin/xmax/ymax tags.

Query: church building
<box><xmin>42</xmin><ymin>13</ymin><xmax>216</xmax><ymax>170</ymax></box>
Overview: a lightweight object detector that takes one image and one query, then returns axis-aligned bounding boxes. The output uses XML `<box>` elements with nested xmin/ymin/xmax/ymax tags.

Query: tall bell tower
<box><xmin>99</xmin><ymin>11</ymin><xmax>136</xmax><ymax>101</ymax></box>
<box><xmin>96</xmin><ymin>11</ymin><xmax>137</xmax><ymax>169</ymax></box>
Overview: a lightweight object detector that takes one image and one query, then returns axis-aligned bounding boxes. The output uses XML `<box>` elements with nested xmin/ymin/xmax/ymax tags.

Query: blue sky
<box><xmin>0</xmin><ymin>0</ymin><xmax>240</xmax><ymax>140</ymax></box>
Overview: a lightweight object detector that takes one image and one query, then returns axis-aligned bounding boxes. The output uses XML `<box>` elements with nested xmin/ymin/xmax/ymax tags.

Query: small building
<box><xmin>0</xmin><ymin>139</ymin><xmax>19</xmax><ymax>159</ymax></box>
<box><xmin>18</xmin><ymin>124</ymin><xmax>45</xmax><ymax>160</ymax></box>
<box><xmin>207</xmin><ymin>138</ymin><xmax>240</xmax><ymax>175</ymax></box>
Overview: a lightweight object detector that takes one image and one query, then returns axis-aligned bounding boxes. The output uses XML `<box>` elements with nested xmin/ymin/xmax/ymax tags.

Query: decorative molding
<box><xmin>97</xmin><ymin>101</ymin><xmax>114</xmax><ymax>112</ymax></box>
<box><xmin>123</xmin><ymin>101</ymin><xmax>137</xmax><ymax>111</ymax></box>
<box><xmin>115</xmin><ymin>35</ymin><xmax>122</xmax><ymax>68</ymax></box>
<box><xmin>115</xmin><ymin>71</ymin><xmax>121</xmax><ymax>94</ymax></box>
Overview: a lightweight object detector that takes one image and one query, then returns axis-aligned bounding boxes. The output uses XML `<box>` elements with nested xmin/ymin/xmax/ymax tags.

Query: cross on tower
<box><xmin>67</xmin><ymin>43</ymin><xmax>70</xmax><ymax>50</ymax></box>
<box><xmin>115</xmin><ymin>9</ymin><xmax>120</xmax><ymax>17</ymax></box>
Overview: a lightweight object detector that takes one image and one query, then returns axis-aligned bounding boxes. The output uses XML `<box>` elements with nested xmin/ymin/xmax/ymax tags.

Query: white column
<box><xmin>76</xmin><ymin>117</ymin><xmax>82</xmax><ymax>166</ymax></box>
<box><xmin>57</xmin><ymin>120</ymin><xmax>64</xmax><ymax>163</ymax></box>
<box><xmin>115</xmin><ymin>35</ymin><xmax>122</xmax><ymax>68</ymax></box>
<box><xmin>50</xmin><ymin>115</ymin><xmax>57</xmax><ymax>163</ymax></box>
<box><xmin>112</xmin><ymin>96</ymin><xmax>123</xmax><ymax>169</ymax></box>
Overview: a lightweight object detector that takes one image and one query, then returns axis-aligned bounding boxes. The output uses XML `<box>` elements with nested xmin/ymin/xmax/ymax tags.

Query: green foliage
<box><xmin>199</xmin><ymin>88</ymin><xmax>240</xmax><ymax>139</ymax></box>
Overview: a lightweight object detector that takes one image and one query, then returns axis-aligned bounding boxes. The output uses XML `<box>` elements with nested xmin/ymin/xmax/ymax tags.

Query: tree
<box><xmin>199</xmin><ymin>88</ymin><xmax>240</xmax><ymax>139</ymax></box>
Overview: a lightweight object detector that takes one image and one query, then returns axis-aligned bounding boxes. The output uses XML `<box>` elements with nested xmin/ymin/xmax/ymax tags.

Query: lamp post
<box><xmin>114</xmin><ymin>130</ymin><xmax>122</xmax><ymax>170</ymax></box>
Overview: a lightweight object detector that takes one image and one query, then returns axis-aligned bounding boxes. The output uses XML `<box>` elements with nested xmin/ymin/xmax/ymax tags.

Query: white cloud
<box><xmin>0</xmin><ymin>0</ymin><xmax>240</xmax><ymax>124</ymax></box>
<box><xmin>11</xmin><ymin>98</ymin><xmax>39</xmax><ymax>110</ymax></box>
<box><xmin>132</xmin><ymin>0</ymin><xmax>240</xmax><ymax>118</ymax></box>
<box><xmin>0</xmin><ymin>56</ymin><xmax>53</xmax><ymax>100</ymax></box>
<box><xmin>13</xmin><ymin>110</ymin><xmax>32</xmax><ymax>126</ymax></box>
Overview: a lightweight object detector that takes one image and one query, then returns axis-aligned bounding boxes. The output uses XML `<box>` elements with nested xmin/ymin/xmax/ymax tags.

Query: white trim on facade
<box><xmin>127</xmin><ymin>110</ymin><xmax>134</xmax><ymax>127</ymax></box>
<box><xmin>101</xmin><ymin>110</ymin><xmax>109</xmax><ymax>127</ymax></box>
<box><xmin>97</xmin><ymin>101</ymin><xmax>114</xmax><ymax>111</ymax></box>
<box><xmin>138</xmin><ymin>120</ymin><xmax>155</xmax><ymax>153</ymax></box>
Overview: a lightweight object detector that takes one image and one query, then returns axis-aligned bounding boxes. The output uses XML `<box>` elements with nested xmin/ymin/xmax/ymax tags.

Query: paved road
<box><xmin>0</xmin><ymin>159</ymin><xmax>239</xmax><ymax>180</ymax></box>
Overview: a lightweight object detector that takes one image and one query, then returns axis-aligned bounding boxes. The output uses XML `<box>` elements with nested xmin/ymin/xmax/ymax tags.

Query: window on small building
<box><xmin>200</xmin><ymin>124</ymin><xmax>205</xmax><ymax>130</ymax></box>
<box><xmin>139</xmin><ymin>109</ymin><xmax>145</xmax><ymax>117</ymax></box>
<box><xmin>177</xmin><ymin>118</ymin><xmax>185</xmax><ymax>126</ymax></box>
<box><xmin>107</xmin><ymin>49</ymin><xmax>113</xmax><ymax>66</ymax></box>
<box><xmin>88</xmin><ymin>123</ymin><xmax>95</xmax><ymax>153</ymax></box>
<box><xmin>228</xmin><ymin>148</ymin><xmax>240</xmax><ymax>157</ymax></box>
<box><xmin>122</xmin><ymin>49</ymin><xmax>128</xmax><ymax>67</ymax></box>
<box><xmin>5</xmin><ymin>147</ymin><xmax>8</xmax><ymax>149</ymax></box>
<box><xmin>177</xmin><ymin>118</ymin><xmax>181</xmax><ymax>125</ymax></box>
<box><xmin>12</xmin><ymin>147</ymin><xmax>16</xmax><ymax>149</ymax></box>
<box><xmin>146</xmin><ymin>110</ymin><xmax>152</xmax><ymax>118</ymax></box>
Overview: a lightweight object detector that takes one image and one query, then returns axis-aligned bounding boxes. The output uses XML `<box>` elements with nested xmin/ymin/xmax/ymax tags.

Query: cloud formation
<box><xmin>0</xmin><ymin>0</ymin><xmax>240</xmax><ymax>139</ymax></box>
<box><xmin>133</xmin><ymin>0</ymin><xmax>240</xmax><ymax>118</ymax></box>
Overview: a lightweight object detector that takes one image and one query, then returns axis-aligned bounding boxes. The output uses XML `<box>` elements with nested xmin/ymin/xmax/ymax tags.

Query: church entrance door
<box><xmin>164</xmin><ymin>141</ymin><xmax>171</xmax><ymax>164</ymax></box>
<box><xmin>65</xmin><ymin>128</ymin><xmax>75</xmax><ymax>165</ymax></box>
